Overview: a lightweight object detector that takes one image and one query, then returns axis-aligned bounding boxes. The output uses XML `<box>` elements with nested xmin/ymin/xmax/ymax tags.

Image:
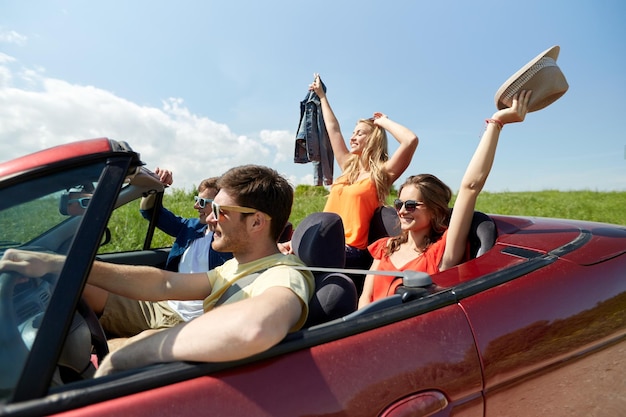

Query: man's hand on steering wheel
<box><xmin>0</xmin><ymin>249</ymin><xmax>65</xmax><ymax>278</ymax></box>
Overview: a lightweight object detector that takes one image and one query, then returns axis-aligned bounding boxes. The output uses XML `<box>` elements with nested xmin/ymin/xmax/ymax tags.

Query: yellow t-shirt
<box><xmin>324</xmin><ymin>176</ymin><xmax>379</xmax><ymax>249</ymax></box>
<box><xmin>203</xmin><ymin>253</ymin><xmax>315</xmax><ymax>331</ymax></box>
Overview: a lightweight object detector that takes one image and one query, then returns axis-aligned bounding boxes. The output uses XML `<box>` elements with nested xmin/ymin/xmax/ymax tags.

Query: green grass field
<box><xmin>102</xmin><ymin>186</ymin><xmax>625</xmax><ymax>254</ymax></box>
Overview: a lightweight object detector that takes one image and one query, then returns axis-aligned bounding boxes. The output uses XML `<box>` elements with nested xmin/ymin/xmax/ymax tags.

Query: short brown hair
<box><xmin>198</xmin><ymin>177</ymin><xmax>219</xmax><ymax>193</ymax></box>
<box><xmin>217</xmin><ymin>165</ymin><xmax>293</xmax><ymax>241</ymax></box>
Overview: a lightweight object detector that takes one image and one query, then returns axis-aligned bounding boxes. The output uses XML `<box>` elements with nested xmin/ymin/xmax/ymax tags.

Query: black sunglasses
<box><xmin>393</xmin><ymin>199</ymin><xmax>424</xmax><ymax>212</ymax></box>
<box><xmin>194</xmin><ymin>196</ymin><xmax>213</xmax><ymax>208</ymax></box>
<box><xmin>68</xmin><ymin>197</ymin><xmax>91</xmax><ymax>209</ymax></box>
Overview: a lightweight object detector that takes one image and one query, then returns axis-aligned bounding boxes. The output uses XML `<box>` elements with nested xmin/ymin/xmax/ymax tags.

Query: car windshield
<box><xmin>0</xmin><ymin>163</ymin><xmax>105</xmax><ymax>401</ymax></box>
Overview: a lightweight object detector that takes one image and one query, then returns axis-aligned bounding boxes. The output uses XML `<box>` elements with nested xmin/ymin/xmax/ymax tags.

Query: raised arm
<box><xmin>139</xmin><ymin>167</ymin><xmax>173</xmax><ymax>211</ymax></box>
<box><xmin>440</xmin><ymin>90</ymin><xmax>531</xmax><ymax>271</ymax></box>
<box><xmin>375</xmin><ymin>114</ymin><xmax>419</xmax><ymax>186</ymax></box>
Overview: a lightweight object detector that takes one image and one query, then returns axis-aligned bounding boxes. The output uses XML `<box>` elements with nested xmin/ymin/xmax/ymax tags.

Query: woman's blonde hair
<box><xmin>340</xmin><ymin>118</ymin><xmax>390</xmax><ymax>203</ymax></box>
<box><xmin>386</xmin><ymin>174</ymin><xmax>452</xmax><ymax>256</ymax></box>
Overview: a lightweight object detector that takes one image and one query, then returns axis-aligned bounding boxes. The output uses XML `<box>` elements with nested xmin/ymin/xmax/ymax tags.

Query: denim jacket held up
<box><xmin>294</xmin><ymin>78</ymin><xmax>334</xmax><ymax>186</ymax></box>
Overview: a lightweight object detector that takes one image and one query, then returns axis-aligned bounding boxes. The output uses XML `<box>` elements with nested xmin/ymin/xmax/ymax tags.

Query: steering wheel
<box><xmin>0</xmin><ymin>272</ymin><xmax>109</xmax><ymax>389</ymax></box>
<box><xmin>0</xmin><ymin>272</ymin><xmax>29</xmax><ymax>392</ymax></box>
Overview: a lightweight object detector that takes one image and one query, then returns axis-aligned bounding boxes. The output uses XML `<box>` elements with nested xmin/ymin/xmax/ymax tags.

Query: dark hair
<box><xmin>217</xmin><ymin>165</ymin><xmax>293</xmax><ymax>241</ymax></box>
<box><xmin>198</xmin><ymin>177</ymin><xmax>219</xmax><ymax>192</ymax></box>
<box><xmin>387</xmin><ymin>174</ymin><xmax>452</xmax><ymax>255</ymax></box>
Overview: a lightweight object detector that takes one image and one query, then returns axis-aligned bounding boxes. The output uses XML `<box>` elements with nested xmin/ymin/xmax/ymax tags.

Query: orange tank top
<box><xmin>324</xmin><ymin>176</ymin><xmax>379</xmax><ymax>249</ymax></box>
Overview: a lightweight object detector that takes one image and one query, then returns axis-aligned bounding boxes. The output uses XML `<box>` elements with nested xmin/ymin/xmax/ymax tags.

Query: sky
<box><xmin>1</xmin><ymin>0</ymin><xmax>625</xmax><ymax>194</ymax></box>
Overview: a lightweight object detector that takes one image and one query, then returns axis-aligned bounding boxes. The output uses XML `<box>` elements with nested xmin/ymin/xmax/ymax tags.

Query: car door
<box><xmin>22</xmin><ymin>297</ymin><xmax>484</xmax><ymax>417</ymax></box>
<box><xmin>460</xmin><ymin>222</ymin><xmax>626</xmax><ymax>416</ymax></box>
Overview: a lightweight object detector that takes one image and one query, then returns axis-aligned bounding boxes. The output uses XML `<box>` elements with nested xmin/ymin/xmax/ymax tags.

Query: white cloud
<box><xmin>0</xmin><ymin>52</ymin><xmax>16</xmax><ymax>64</ymax></box>
<box><xmin>259</xmin><ymin>129</ymin><xmax>293</xmax><ymax>163</ymax></box>
<box><xmin>0</xmin><ymin>53</ymin><xmax>17</xmax><ymax>86</ymax></box>
<box><xmin>0</xmin><ymin>60</ymin><xmax>312</xmax><ymax>191</ymax></box>
<box><xmin>0</xmin><ymin>28</ymin><xmax>28</xmax><ymax>46</ymax></box>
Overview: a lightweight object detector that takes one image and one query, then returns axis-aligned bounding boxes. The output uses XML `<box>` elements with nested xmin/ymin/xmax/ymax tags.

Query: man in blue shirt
<box><xmin>83</xmin><ymin>170</ymin><xmax>233</xmax><ymax>338</ymax></box>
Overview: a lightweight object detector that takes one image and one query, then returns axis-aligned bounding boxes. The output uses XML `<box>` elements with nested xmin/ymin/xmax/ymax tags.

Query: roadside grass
<box><xmin>102</xmin><ymin>187</ymin><xmax>625</xmax><ymax>253</ymax></box>
<box><xmin>467</xmin><ymin>190</ymin><xmax>625</xmax><ymax>225</ymax></box>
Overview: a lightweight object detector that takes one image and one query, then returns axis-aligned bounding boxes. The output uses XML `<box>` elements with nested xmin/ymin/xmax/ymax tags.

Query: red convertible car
<box><xmin>0</xmin><ymin>138</ymin><xmax>624</xmax><ymax>416</ymax></box>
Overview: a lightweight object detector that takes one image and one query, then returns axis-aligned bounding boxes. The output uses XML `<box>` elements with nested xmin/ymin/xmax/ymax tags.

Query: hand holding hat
<box><xmin>495</xmin><ymin>45</ymin><xmax>568</xmax><ymax>112</ymax></box>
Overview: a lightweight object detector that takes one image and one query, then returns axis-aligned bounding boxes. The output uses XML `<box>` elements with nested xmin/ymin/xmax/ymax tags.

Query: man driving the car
<box><xmin>0</xmin><ymin>164</ymin><xmax>314</xmax><ymax>377</ymax></box>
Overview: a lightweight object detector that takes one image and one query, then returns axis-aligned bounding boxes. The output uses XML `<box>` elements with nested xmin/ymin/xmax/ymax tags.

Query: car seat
<box><xmin>466</xmin><ymin>211</ymin><xmax>497</xmax><ymax>259</ymax></box>
<box><xmin>368</xmin><ymin>205</ymin><xmax>401</xmax><ymax>244</ymax></box>
<box><xmin>291</xmin><ymin>212</ymin><xmax>357</xmax><ymax>327</ymax></box>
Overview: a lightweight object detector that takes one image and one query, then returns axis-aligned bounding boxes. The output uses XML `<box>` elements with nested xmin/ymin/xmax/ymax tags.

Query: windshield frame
<box><xmin>1</xmin><ymin>155</ymin><xmax>134</xmax><ymax>403</ymax></box>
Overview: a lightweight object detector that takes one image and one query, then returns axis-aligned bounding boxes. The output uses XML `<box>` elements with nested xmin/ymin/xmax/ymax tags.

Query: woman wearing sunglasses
<box><xmin>359</xmin><ymin>91</ymin><xmax>532</xmax><ymax>308</ymax></box>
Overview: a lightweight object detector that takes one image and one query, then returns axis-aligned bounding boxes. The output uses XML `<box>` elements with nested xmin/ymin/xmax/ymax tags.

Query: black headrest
<box><xmin>368</xmin><ymin>205</ymin><xmax>401</xmax><ymax>243</ymax></box>
<box><xmin>292</xmin><ymin>212</ymin><xmax>345</xmax><ymax>269</ymax></box>
<box><xmin>468</xmin><ymin>211</ymin><xmax>496</xmax><ymax>258</ymax></box>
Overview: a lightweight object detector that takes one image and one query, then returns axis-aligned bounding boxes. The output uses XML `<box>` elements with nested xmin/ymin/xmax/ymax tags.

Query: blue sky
<box><xmin>1</xmin><ymin>0</ymin><xmax>625</xmax><ymax>193</ymax></box>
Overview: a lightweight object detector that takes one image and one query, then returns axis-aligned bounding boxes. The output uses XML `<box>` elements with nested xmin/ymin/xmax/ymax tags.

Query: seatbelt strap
<box><xmin>215</xmin><ymin>266</ymin><xmax>417</xmax><ymax>307</ymax></box>
<box><xmin>215</xmin><ymin>269</ymin><xmax>267</xmax><ymax>307</ymax></box>
<box><xmin>291</xmin><ymin>265</ymin><xmax>402</xmax><ymax>277</ymax></box>
<box><xmin>291</xmin><ymin>266</ymin><xmax>432</xmax><ymax>286</ymax></box>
